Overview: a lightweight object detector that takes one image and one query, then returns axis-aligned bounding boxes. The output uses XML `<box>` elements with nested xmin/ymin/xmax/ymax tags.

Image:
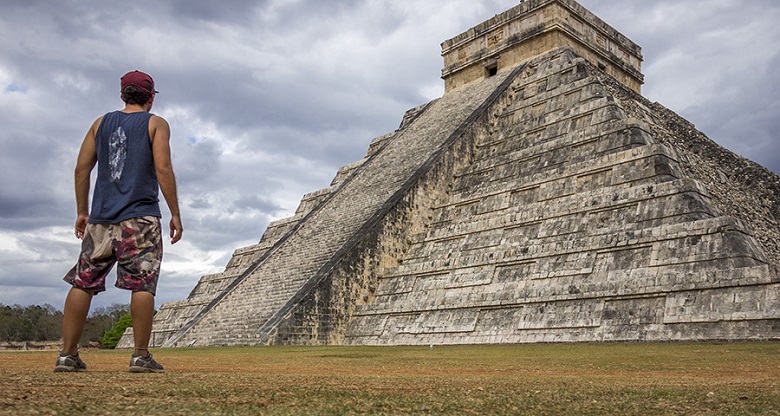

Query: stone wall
<box><xmin>602</xmin><ymin>78</ymin><xmax>780</xmax><ymax>266</ymax></box>
<box><xmin>0</xmin><ymin>341</ymin><xmax>61</xmax><ymax>351</ymax></box>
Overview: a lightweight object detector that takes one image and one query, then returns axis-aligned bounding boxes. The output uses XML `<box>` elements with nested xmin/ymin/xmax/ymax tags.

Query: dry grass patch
<box><xmin>1</xmin><ymin>342</ymin><xmax>778</xmax><ymax>415</ymax></box>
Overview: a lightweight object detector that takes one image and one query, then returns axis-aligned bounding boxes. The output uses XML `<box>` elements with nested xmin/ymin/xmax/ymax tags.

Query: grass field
<box><xmin>1</xmin><ymin>342</ymin><xmax>778</xmax><ymax>415</ymax></box>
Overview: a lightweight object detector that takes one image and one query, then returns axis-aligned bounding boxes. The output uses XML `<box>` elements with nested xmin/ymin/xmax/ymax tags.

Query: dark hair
<box><xmin>121</xmin><ymin>85</ymin><xmax>153</xmax><ymax>105</ymax></box>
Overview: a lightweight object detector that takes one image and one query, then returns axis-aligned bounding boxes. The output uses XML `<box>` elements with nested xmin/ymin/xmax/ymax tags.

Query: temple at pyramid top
<box><xmin>441</xmin><ymin>0</ymin><xmax>643</xmax><ymax>94</ymax></box>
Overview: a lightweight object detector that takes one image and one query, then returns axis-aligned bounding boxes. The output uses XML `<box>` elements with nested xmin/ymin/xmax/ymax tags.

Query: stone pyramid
<box><xmin>118</xmin><ymin>0</ymin><xmax>779</xmax><ymax>348</ymax></box>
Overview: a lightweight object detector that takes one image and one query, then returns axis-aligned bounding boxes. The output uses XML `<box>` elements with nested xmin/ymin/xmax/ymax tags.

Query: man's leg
<box><xmin>120</xmin><ymin>218</ymin><xmax>165</xmax><ymax>372</ymax></box>
<box><xmin>131</xmin><ymin>290</ymin><xmax>155</xmax><ymax>357</ymax></box>
<box><xmin>128</xmin><ymin>290</ymin><xmax>164</xmax><ymax>372</ymax></box>
<box><xmin>61</xmin><ymin>287</ymin><xmax>93</xmax><ymax>356</ymax></box>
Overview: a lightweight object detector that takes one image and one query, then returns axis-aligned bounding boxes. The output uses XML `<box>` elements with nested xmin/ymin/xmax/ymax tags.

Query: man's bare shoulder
<box><xmin>85</xmin><ymin>115</ymin><xmax>103</xmax><ymax>137</ymax></box>
<box><xmin>148</xmin><ymin>114</ymin><xmax>170</xmax><ymax>143</ymax></box>
<box><xmin>149</xmin><ymin>114</ymin><xmax>169</xmax><ymax>127</ymax></box>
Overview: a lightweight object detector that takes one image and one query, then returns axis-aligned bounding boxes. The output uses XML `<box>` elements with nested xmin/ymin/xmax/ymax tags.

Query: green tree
<box><xmin>0</xmin><ymin>302</ymin><xmax>131</xmax><ymax>345</ymax></box>
<box><xmin>0</xmin><ymin>305</ymin><xmax>18</xmax><ymax>341</ymax></box>
<box><xmin>0</xmin><ymin>304</ymin><xmax>63</xmax><ymax>342</ymax></box>
<box><xmin>99</xmin><ymin>313</ymin><xmax>133</xmax><ymax>349</ymax></box>
<box><xmin>82</xmin><ymin>303</ymin><xmax>130</xmax><ymax>345</ymax></box>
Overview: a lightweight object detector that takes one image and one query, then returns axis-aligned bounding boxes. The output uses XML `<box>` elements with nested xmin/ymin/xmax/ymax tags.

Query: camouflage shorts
<box><xmin>64</xmin><ymin>216</ymin><xmax>162</xmax><ymax>295</ymax></box>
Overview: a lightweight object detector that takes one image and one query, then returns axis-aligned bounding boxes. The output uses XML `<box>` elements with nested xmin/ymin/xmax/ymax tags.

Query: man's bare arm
<box><xmin>73</xmin><ymin>117</ymin><xmax>100</xmax><ymax>239</ymax></box>
<box><xmin>149</xmin><ymin>115</ymin><xmax>183</xmax><ymax>244</ymax></box>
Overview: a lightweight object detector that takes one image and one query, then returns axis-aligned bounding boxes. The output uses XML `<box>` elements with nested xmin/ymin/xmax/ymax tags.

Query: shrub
<box><xmin>99</xmin><ymin>313</ymin><xmax>133</xmax><ymax>349</ymax></box>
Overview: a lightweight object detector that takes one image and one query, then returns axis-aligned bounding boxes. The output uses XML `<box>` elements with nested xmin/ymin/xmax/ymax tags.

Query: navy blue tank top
<box><xmin>90</xmin><ymin>111</ymin><xmax>161</xmax><ymax>223</ymax></box>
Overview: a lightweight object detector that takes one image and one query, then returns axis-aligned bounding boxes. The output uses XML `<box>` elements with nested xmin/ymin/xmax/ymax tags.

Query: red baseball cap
<box><xmin>121</xmin><ymin>70</ymin><xmax>158</xmax><ymax>94</ymax></box>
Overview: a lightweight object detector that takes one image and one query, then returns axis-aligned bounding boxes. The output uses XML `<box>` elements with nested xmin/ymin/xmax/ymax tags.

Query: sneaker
<box><xmin>129</xmin><ymin>352</ymin><xmax>165</xmax><ymax>373</ymax></box>
<box><xmin>54</xmin><ymin>353</ymin><xmax>87</xmax><ymax>372</ymax></box>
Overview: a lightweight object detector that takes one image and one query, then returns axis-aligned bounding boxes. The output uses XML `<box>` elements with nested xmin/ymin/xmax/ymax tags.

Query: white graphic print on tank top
<box><xmin>109</xmin><ymin>126</ymin><xmax>127</xmax><ymax>182</ymax></box>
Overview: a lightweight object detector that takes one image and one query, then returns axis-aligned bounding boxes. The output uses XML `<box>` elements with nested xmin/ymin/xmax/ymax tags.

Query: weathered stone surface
<box><xmin>441</xmin><ymin>0</ymin><xmax>643</xmax><ymax>93</ymax></box>
<box><xmin>119</xmin><ymin>0</ymin><xmax>779</xmax><ymax>348</ymax></box>
<box><xmin>344</xmin><ymin>48</ymin><xmax>778</xmax><ymax>345</ymax></box>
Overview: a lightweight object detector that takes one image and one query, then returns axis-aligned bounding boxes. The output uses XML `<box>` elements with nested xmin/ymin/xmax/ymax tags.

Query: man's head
<box><xmin>120</xmin><ymin>70</ymin><xmax>158</xmax><ymax>106</ymax></box>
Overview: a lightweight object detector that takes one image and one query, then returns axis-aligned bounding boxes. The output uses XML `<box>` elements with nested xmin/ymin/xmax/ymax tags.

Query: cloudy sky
<box><xmin>1</xmin><ymin>0</ymin><xmax>778</xmax><ymax>312</ymax></box>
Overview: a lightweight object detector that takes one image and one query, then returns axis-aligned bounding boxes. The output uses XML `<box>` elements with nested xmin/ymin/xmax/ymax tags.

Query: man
<box><xmin>54</xmin><ymin>70</ymin><xmax>183</xmax><ymax>373</ymax></box>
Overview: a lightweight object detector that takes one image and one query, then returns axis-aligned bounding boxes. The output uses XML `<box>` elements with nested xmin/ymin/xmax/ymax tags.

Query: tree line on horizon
<box><xmin>0</xmin><ymin>303</ymin><xmax>130</xmax><ymax>346</ymax></box>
